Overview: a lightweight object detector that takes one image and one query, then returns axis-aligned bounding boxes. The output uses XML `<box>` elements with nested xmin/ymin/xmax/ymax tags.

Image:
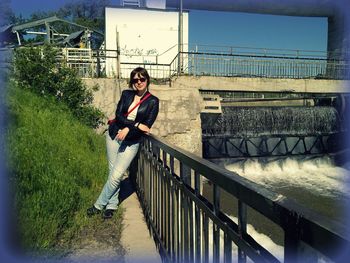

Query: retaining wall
<box><xmin>83</xmin><ymin>76</ymin><xmax>348</xmax><ymax>158</ymax></box>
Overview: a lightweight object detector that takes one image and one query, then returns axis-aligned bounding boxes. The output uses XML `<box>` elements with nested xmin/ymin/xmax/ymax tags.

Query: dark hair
<box><xmin>128</xmin><ymin>67</ymin><xmax>150</xmax><ymax>89</ymax></box>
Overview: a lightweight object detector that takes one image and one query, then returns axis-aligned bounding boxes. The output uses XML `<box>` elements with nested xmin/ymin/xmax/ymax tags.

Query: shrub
<box><xmin>13</xmin><ymin>45</ymin><xmax>104</xmax><ymax>128</ymax></box>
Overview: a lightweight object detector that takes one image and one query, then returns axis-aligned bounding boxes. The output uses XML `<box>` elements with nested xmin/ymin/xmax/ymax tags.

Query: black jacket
<box><xmin>108</xmin><ymin>89</ymin><xmax>159</xmax><ymax>141</ymax></box>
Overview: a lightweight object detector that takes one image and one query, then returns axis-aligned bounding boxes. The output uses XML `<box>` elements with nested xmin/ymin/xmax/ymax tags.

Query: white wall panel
<box><xmin>105</xmin><ymin>7</ymin><xmax>188</xmax><ymax>77</ymax></box>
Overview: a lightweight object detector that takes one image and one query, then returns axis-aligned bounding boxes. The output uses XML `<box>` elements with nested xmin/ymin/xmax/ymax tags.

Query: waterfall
<box><xmin>209</xmin><ymin>106</ymin><xmax>340</xmax><ymax>136</ymax></box>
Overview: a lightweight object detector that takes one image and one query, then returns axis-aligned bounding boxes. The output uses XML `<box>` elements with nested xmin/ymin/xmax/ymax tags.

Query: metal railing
<box><xmin>56</xmin><ymin>47</ymin><xmax>349</xmax><ymax>80</ymax></box>
<box><xmin>59</xmin><ymin>48</ymin><xmax>101</xmax><ymax>78</ymax></box>
<box><xmin>0</xmin><ymin>44</ymin><xmax>335</xmax><ymax>79</ymax></box>
<box><xmin>202</xmin><ymin>134</ymin><xmax>334</xmax><ymax>159</ymax></box>
<box><xmin>119</xmin><ymin>62</ymin><xmax>174</xmax><ymax>80</ymax></box>
<box><xmin>187</xmin><ymin>44</ymin><xmax>331</xmax><ymax>59</ymax></box>
<box><xmin>134</xmin><ymin>134</ymin><xmax>349</xmax><ymax>263</ymax></box>
<box><xmin>5</xmin><ymin>45</ymin><xmax>349</xmax><ymax>79</ymax></box>
<box><xmin>182</xmin><ymin>52</ymin><xmax>348</xmax><ymax>79</ymax></box>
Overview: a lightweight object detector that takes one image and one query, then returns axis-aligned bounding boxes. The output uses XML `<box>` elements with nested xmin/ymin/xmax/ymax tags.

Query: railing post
<box><xmin>135</xmin><ymin>135</ymin><xmax>349</xmax><ymax>263</ymax></box>
<box><xmin>203</xmin><ymin>211</ymin><xmax>209</xmax><ymax>263</ymax></box>
<box><xmin>213</xmin><ymin>185</ymin><xmax>221</xmax><ymax>263</ymax></box>
<box><xmin>284</xmin><ymin>219</ymin><xmax>300</xmax><ymax>263</ymax></box>
<box><xmin>178</xmin><ymin>0</ymin><xmax>183</xmax><ymax>75</ymax></box>
<box><xmin>238</xmin><ymin>201</ymin><xmax>247</xmax><ymax>263</ymax></box>
<box><xmin>96</xmin><ymin>49</ymin><xmax>101</xmax><ymax>78</ymax></box>
<box><xmin>180</xmin><ymin>162</ymin><xmax>191</xmax><ymax>262</ymax></box>
<box><xmin>194</xmin><ymin>171</ymin><xmax>201</xmax><ymax>263</ymax></box>
<box><xmin>224</xmin><ymin>231</ymin><xmax>232</xmax><ymax>263</ymax></box>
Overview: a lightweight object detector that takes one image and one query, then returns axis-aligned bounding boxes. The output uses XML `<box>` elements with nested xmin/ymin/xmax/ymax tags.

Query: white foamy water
<box><xmin>206</xmin><ymin>215</ymin><xmax>284</xmax><ymax>263</ymax></box>
<box><xmin>209</xmin><ymin>156</ymin><xmax>350</xmax><ymax>262</ymax></box>
<box><xmin>224</xmin><ymin>156</ymin><xmax>350</xmax><ymax>198</ymax></box>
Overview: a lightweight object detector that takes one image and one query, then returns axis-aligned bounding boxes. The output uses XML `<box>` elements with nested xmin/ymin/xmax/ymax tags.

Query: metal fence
<box><xmin>4</xmin><ymin>46</ymin><xmax>349</xmax><ymax>79</ymax></box>
<box><xmin>58</xmin><ymin>47</ymin><xmax>349</xmax><ymax>80</ymax></box>
<box><xmin>58</xmin><ymin>48</ymin><xmax>102</xmax><ymax>78</ymax></box>
<box><xmin>59</xmin><ymin>48</ymin><xmax>174</xmax><ymax>79</ymax></box>
<box><xmin>182</xmin><ymin>52</ymin><xmax>348</xmax><ymax>79</ymax></box>
<box><xmin>119</xmin><ymin>62</ymin><xmax>175</xmax><ymax>80</ymax></box>
<box><xmin>202</xmin><ymin>134</ymin><xmax>334</xmax><ymax>159</ymax></box>
<box><xmin>134</xmin><ymin>134</ymin><xmax>349</xmax><ymax>263</ymax></box>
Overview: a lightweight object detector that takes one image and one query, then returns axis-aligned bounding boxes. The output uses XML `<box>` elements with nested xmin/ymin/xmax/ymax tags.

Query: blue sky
<box><xmin>189</xmin><ymin>10</ymin><xmax>327</xmax><ymax>52</ymax></box>
<box><xmin>10</xmin><ymin>0</ymin><xmax>328</xmax><ymax>52</ymax></box>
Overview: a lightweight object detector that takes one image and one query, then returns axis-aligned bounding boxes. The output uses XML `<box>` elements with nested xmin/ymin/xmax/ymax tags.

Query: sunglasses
<box><xmin>131</xmin><ymin>77</ymin><xmax>146</xmax><ymax>84</ymax></box>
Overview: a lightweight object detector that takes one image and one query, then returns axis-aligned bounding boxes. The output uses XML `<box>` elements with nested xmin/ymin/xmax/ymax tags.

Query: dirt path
<box><xmin>62</xmin><ymin>212</ymin><xmax>125</xmax><ymax>263</ymax></box>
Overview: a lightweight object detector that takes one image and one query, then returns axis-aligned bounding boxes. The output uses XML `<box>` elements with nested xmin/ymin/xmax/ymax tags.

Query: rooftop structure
<box><xmin>0</xmin><ymin>16</ymin><xmax>104</xmax><ymax>49</ymax></box>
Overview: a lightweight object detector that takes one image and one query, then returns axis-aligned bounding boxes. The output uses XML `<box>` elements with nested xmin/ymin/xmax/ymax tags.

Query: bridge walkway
<box><xmin>119</xmin><ymin>176</ymin><xmax>162</xmax><ymax>263</ymax></box>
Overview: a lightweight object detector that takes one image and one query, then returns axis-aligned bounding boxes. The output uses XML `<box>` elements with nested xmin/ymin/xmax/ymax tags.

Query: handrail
<box><xmin>134</xmin><ymin>134</ymin><xmax>349</xmax><ymax>263</ymax></box>
<box><xmin>182</xmin><ymin>51</ymin><xmax>332</xmax><ymax>61</ymax></box>
<box><xmin>188</xmin><ymin>43</ymin><xmax>332</xmax><ymax>58</ymax></box>
<box><xmin>19</xmin><ymin>46</ymin><xmax>347</xmax><ymax>79</ymax></box>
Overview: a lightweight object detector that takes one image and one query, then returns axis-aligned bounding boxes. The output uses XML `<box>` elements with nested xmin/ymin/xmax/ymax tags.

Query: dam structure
<box><xmin>87</xmin><ymin>75</ymin><xmax>349</xmax><ymax>161</ymax></box>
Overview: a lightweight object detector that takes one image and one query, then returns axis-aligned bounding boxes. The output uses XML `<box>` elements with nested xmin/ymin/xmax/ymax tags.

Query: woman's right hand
<box><xmin>116</xmin><ymin>127</ymin><xmax>130</xmax><ymax>141</ymax></box>
<box><xmin>138</xmin><ymin>123</ymin><xmax>150</xmax><ymax>134</ymax></box>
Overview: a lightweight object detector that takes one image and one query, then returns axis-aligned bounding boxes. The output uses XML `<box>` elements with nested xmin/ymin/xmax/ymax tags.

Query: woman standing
<box><xmin>87</xmin><ymin>67</ymin><xmax>159</xmax><ymax>219</ymax></box>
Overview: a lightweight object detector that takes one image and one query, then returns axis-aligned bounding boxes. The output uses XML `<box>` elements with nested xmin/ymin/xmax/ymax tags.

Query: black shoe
<box><xmin>87</xmin><ymin>206</ymin><xmax>101</xmax><ymax>217</ymax></box>
<box><xmin>102</xmin><ymin>209</ymin><xmax>115</xmax><ymax>219</ymax></box>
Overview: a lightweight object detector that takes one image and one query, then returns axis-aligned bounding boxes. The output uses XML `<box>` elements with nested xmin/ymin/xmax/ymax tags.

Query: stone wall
<box><xmin>150</xmin><ymin>85</ymin><xmax>203</xmax><ymax>157</ymax></box>
<box><xmin>83</xmin><ymin>79</ymin><xmax>204</xmax><ymax>157</ymax></box>
<box><xmin>83</xmin><ymin>76</ymin><xmax>346</xmax><ymax>158</ymax></box>
<box><xmin>83</xmin><ymin>78</ymin><xmax>127</xmax><ymax>119</ymax></box>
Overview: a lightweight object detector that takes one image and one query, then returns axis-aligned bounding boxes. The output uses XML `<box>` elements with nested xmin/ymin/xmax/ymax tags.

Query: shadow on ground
<box><xmin>119</xmin><ymin>177</ymin><xmax>136</xmax><ymax>204</ymax></box>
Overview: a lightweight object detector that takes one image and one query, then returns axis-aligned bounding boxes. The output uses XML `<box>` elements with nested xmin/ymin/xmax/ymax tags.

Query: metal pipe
<box><xmin>177</xmin><ymin>0</ymin><xmax>183</xmax><ymax>74</ymax></box>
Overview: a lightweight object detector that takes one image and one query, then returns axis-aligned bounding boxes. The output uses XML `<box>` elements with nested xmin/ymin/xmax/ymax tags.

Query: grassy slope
<box><xmin>6</xmin><ymin>84</ymin><xmax>123</xmax><ymax>256</ymax></box>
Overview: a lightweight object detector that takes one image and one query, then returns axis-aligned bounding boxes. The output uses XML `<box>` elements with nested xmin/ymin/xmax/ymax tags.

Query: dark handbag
<box><xmin>108</xmin><ymin>93</ymin><xmax>152</xmax><ymax>139</ymax></box>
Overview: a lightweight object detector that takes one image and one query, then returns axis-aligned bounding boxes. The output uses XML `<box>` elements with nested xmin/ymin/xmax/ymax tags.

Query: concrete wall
<box><xmin>83</xmin><ymin>78</ymin><xmax>126</xmax><ymax>119</ymax></box>
<box><xmin>83</xmin><ymin>78</ymin><xmax>204</xmax><ymax>157</ymax></box>
<box><xmin>150</xmin><ymin>86</ymin><xmax>203</xmax><ymax>156</ymax></box>
<box><xmin>83</xmin><ymin>76</ymin><xmax>348</xmax><ymax>158</ymax></box>
<box><xmin>171</xmin><ymin>76</ymin><xmax>349</xmax><ymax>93</ymax></box>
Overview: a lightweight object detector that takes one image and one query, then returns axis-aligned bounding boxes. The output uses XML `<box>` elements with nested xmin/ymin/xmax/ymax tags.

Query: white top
<box><xmin>126</xmin><ymin>101</ymin><xmax>139</xmax><ymax>121</ymax></box>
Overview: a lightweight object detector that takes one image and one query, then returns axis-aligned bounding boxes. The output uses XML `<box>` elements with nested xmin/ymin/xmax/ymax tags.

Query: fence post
<box><xmin>96</xmin><ymin>49</ymin><xmax>101</xmax><ymax>78</ymax></box>
<box><xmin>238</xmin><ymin>201</ymin><xmax>247</xmax><ymax>263</ymax></box>
<box><xmin>180</xmin><ymin>162</ymin><xmax>191</xmax><ymax>262</ymax></box>
<box><xmin>213</xmin><ymin>185</ymin><xmax>221</xmax><ymax>263</ymax></box>
<box><xmin>116</xmin><ymin>29</ymin><xmax>121</xmax><ymax>79</ymax></box>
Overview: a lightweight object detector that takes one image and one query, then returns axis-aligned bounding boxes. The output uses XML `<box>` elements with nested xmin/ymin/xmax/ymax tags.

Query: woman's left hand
<box><xmin>138</xmin><ymin>123</ymin><xmax>150</xmax><ymax>134</ymax></box>
<box><xmin>116</xmin><ymin>127</ymin><xmax>130</xmax><ymax>141</ymax></box>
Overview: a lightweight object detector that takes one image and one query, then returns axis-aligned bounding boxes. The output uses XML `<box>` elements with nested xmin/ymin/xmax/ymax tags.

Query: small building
<box><xmin>105</xmin><ymin>5</ymin><xmax>189</xmax><ymax>78</ymax></box>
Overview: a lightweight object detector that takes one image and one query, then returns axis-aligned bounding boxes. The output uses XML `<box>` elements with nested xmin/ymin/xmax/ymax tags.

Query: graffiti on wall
<box><xmin>120</xmin><ymin>46</ymin><xmax>159</xmax><ymax>57</ymax></box>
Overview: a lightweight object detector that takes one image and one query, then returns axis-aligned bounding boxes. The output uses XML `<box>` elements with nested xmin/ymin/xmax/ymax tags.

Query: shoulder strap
<box><xmin>107</xmin><ymin>92</ymin><xmax>152</xmax><ymax>125</ymax></box>
<box><xmin>124</xmin><ymin>92</ymin><xmax>152</xmax><ymax>117</ymax></box>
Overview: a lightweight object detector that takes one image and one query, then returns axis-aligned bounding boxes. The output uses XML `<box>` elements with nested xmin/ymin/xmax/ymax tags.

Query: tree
<box><xmin>0</xmin><ymin>0</ymin><xmax>15</xmax><ymax>26</ymax></box>
<box><xmin>57</xmin><ymin>0</ymin><xmax>110</xmax><ymax>32</ymax></box>
<box><xmin>9</xmin><ymin>0</ymin><xmax>110</xmax><ymax>32</ymax></box>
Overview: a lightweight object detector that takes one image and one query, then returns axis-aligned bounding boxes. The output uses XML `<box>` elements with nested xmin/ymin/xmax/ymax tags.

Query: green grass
<box><xmin>5</xmin><ymin>82</ymin><xmax>123</xmax><ymax>256</ymax></box>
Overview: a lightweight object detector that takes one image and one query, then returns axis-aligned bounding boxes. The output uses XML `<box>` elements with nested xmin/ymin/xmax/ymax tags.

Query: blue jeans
<box><xmin>94</xmin><ymin>134</ymin><xmax>140</xmax><ymax>210</ymax></box>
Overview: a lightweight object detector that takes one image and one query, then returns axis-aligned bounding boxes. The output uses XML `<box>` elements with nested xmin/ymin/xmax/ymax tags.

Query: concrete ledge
<box><xmin>172</xmin><ymin>76</ymin><xmax>349</xmax><ymax>93</ymax></box>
